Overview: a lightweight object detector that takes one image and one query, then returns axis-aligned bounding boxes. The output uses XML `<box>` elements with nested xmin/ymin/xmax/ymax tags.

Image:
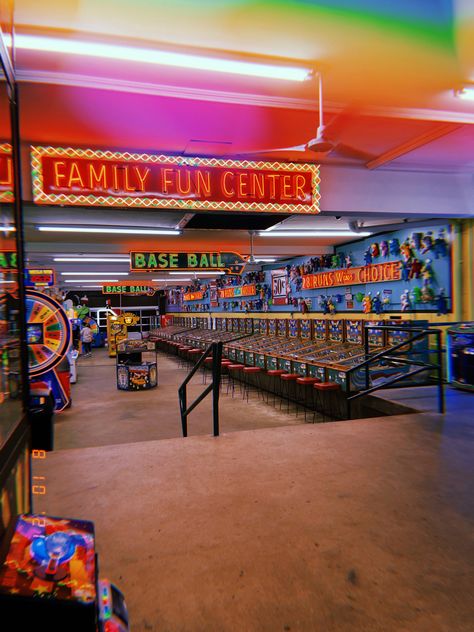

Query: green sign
<box><xmin>102</xmin><ymin>284</ymin><xmax>156</xmax><ymax>296</ymax></box>
<box><xmin>0</xmin><ymin>251</ymin><xmax>17</xmax><ymax>270</ymax></box>
<box><xmin>130</xmin><ymin>251</ymin><xmax>246</xmax><ymax>275</ymax></box>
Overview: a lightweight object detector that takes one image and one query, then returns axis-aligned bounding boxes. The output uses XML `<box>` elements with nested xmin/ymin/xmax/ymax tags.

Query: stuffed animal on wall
<box><xmin>412</xmin><ymin>286</ymin><xmax>422</xmax><ymax>303</ymax></box>
<box><xmin>410</xmin><ymin>232</ymin><xmax>423</xmax><ymax>251</ymax></box>
<box><xmin>389</xmin><ymin>238</ymin><xmax>400</xmax><ymax>256</ymax></box>
<box><xmin>362</xmin><ymin>292</ymin><xmax>372</xmax><ymax>313</ymax></box>
<box><xmin>421</xmin><ymin>259</ymin><xmax>434</xmax><ymax>283</ymax></box>
<box><xmin>355</xmin><ymin>291</ymin><xmax>364</xmax><ymax>303</ymax></box>
<box><xmin>421</xmin><ymin>284</ymin><xmax>435</xmax><ymax>303</ymax></box>
<box><xmin>327</xmin><ymin>297</ymin><xmax>337</xmax><ymax>314</ymax></box>
<box><xmin>401</xmin><ymin>260</ymin><xmax>411</xmax><ymax>282</ymax></box>
<box><xmin>400</xmin><ymin>289</ymin><xmax>411</xmax><ymax>311</ymax></box>
<box><xmin>372</xmin><ymin>292</ymin><xmax>383</xmax><ymax>315</ymax></box>
<box><xmin>364</xmin><ymin>248</ymin><xmax>372</xmax><ymax>265</ymax></box>
<box><xmin>434</xmin><ymin>229</ymin><xmax>449</xmax><ymax>258</ymax></box>
<box><xmin>400</xmin><ymin>239</ymin><xmax>413</xmax><ymax>262</ymax></box>
<box><xmin>319</xmin><ymin>295</ymin><xmax>329</xmax><ymax>314</ymax></box>
<box><xmin>421</xmin><ymin>232</ymin><xmax>433</xmax><ymax>254</ymax></box>
<box><xmin>382</xmin><ymin>294</ymin><xmax>391</xmax><ymax>307</ymax></box>
<box><xmin>370</xmin><ymin>242</ymin><xmax>380</xmax><ymax>258</ymax></box>
<box><xmin>300</xmin><ymin>298</ymin><xmax>309</xmax><ymax>314</ymax></box>
<box><xmin>380</xmin><ymin>241</ymin><xmax>388</xmax><ymax>257</ymax></box>
<box><xmin>331</xmin><ymin>254</ymin><xmax>340</xmax><ymax>268</ymax></box>
<box><xmin>409</xmin><ymin>258</ymin><xmax>422</xmax><ymax>279</ymax></box>
<box><xmin>436</xmin><ymin>288</ymin><xmax>449</xmax><ymax>314</ymax></box>
<box><xmin>345</xmin><ymin>253</ymin><xmax>353</xmax><ymax>268</ymax></box>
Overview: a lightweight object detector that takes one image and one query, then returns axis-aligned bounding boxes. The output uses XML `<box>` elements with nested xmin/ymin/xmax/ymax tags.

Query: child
<box><xmin>81</xmin><ymin>324</ymin><xmax>93</xmax><ymax>357</ymax></box>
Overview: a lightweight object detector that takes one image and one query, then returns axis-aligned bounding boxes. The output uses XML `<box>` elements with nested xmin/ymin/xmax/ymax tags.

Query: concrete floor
<box><xmin>32</xmin><ymin>351</ymin><xmax>474</xmax><ymax>631</ymax></box>
<box><xmin>55</xmin><ymin>349</ymin><xmax>303</xmax><ymax>450</ymax></box>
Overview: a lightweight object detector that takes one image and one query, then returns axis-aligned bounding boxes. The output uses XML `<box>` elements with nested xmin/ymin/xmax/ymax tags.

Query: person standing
<box><xmin>81</xmin><ymin>324</ymin><xmax>93</xmax><ymax>357</ymax></box>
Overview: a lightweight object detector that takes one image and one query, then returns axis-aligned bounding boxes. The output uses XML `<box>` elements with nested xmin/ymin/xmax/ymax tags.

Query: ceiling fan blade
<box><xmin>235</xmin><ymin>144</ymin><xmax>308</xmax><ymax>156</ymax></box>
<box><xmin>334</xmin><ymin>142</ymin><xmax>374</xmax><ymax>161</ymax></box>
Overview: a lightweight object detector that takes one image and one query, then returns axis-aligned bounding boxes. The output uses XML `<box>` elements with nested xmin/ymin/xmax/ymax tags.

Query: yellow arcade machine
<box><xmin>106</xmin><ymin>312</ymin><xmax>139</xmax><ymax>357</ymax></box>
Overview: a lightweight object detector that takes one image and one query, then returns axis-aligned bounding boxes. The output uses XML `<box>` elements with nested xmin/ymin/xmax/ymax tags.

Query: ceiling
<box><xmin>2</xmin><ymin>0</ymin><xmax>474</xmax><ymax>290</ymax></box>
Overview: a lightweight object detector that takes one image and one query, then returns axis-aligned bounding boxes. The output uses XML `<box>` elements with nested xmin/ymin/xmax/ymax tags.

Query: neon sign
<box><xmin>130</xmin><ymin>251</ymin><xmax>247</xmax><ymax>274</ymax></box>
<box><xmin>302</xmin><ymin>261</ymin><xmax>402</xmax><ymax>289</ymax></box>
<box><xmin>31</xmin><ymin>146</ymin><xmax>320</xmax><ymax>214</ymax></box>
<box><xmin>0</xmin><ymin>144</ymin><xmax>13</xmax><ymax>203</ymax></box>
<box><xmin>102</xmin><ymin>283</ymin><xmax>157</xmax><ymax>296</ymax></box>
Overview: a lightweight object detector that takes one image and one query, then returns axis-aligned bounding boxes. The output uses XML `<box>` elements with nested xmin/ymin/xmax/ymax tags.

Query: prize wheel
<box><xmin>26</xmin><ymin>290</ymin><xmax>72</xmax><ymax>377</ymax></box>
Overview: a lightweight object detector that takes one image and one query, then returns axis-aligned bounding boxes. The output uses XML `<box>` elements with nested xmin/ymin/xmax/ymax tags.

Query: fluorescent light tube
<box><xmin>1</xmin><ymin>227</ymin><xmax>15</xmax><ymax>232</ymax></box>
<box><xmin>15</xmin><ymin>34</ymin><xmax>310</xmax><ymax>82</ymax></box>
<box><xmin>64</xmin><ymin>279</ymin><xmax>119</xmax><ymax>283</ymax></box>
<box><xmin>254</xmin><ymin>258</ymin><xmax>276</xmax><ymax>262</ymax></box>
<box><xmin>61</xmin><ymin>272</ymin><xmax>129</xmax><ymax>276</ymax></box>
<box><xmin>54</xmin><ymin>257</ymin><xmax>130</xmax><ymax>262</ymax></box>
<box><xmin>258</xmin><ymin>230</ymin><xmax>372</xmax><ymax>237</ymax></box>
<box><xmin>38</xmin><ymin>226</ymin><xmax>181</xmax><ymax>235</ymax></box>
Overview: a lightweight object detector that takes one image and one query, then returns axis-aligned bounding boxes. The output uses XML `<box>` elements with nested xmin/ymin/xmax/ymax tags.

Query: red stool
<box><xmin>242</xmin><ymin>366</ymin><xmax>263</xmax><ymax>401</ymax></box>
<box><xmin>226</xmin><ymin>363</ymin><xmax>245</xmax><ymax>397</ymax></box>
<box><xmin>266</xmin><ymin>369</ymin><xmax>287</xmax><ymax>405</ymax></box>
<box><xmin>279</xmin><ymin>373</ymin><xmax>300</xmax><ymax>414</ymax></box>
<box><xmin>296</xmin><ymin>376</ymin><xmax>321</xmax><ymax>421</ymax></box>
<box><xmin>313</xmin><ymin>382</ymin><xmax>341</xmax><ymax>422</ymax></box>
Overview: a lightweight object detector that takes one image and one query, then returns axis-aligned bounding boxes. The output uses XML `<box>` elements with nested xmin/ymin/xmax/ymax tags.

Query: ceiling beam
<box><xmin>366</xmin><ymin>123</ymin><xmax>463</xmax><ymax>170</ymax></box>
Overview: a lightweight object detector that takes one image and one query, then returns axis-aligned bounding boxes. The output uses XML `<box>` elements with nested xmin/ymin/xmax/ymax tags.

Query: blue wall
<box><xmin>166</xmin><ymin>223</ymin><xmax>452</xmax><ymax>315</ymax></box>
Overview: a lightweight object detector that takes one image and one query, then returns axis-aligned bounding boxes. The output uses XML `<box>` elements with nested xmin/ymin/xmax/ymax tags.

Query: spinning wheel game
<box><xmin>26</xmin><ymin>290</ymin><xmax>72</xmax><ymax>411</ymax></box>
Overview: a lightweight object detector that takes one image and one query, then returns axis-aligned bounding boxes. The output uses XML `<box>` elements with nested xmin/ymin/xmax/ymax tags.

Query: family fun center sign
<box><xmin>31</xmin><ymin>146</ymin><xmax>320</xmax><ymax>214</ymax></box>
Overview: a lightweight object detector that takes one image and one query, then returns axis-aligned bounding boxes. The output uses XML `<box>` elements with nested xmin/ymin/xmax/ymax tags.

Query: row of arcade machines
<box><xmin>447</xmin><ymin>323</ymin><xmax>474</xmax><ymax>391</ymax></box>
<box><xmin>153</xmin><ymin>316</ymin><xmax>430</xmax><ymax>391</ymax></box>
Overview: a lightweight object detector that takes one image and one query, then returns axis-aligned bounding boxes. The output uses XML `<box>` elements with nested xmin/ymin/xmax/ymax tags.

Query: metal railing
<box><xmin>345</xmin><ymin>325</ymin><xmax>444</xmax><ymax>419</ymax></box>
<box><xmin>178</xmin><ymin>341</ymin><xmax>223</xmax><ymax>438</ymax></box>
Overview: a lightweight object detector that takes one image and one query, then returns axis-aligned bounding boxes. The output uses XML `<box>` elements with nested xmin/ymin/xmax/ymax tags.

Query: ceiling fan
<box><xmin>244</xmin><ymin>230</ymin><xmax>263</xmax><ymax>271</ymax></box>
<box><xmin>236</xmin><ymin>73</ymin><xmax>372</xmax><ymax>162</ymax></box>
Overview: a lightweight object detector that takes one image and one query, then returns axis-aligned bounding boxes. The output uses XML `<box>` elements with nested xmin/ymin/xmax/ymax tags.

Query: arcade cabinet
<box><xmin>116</xmin><ymin>339</ymin><xmax>158</xmax><ymax>391</ymax></box>
<box><xmin>0</xmin><ymin>513</ymin><xmax>129</xmax><ymax>632</ymax></box>
<box><xmin>447</xmin><ymin>323</ymin><xmax>474</xmax><ymax>391</ymax></box>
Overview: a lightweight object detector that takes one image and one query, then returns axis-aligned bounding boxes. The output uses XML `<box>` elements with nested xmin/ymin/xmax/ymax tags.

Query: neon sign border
<box><xmin>31</xmin><ymin>145</ymin><xmax>321</xmax><ymax>214</ymax></box>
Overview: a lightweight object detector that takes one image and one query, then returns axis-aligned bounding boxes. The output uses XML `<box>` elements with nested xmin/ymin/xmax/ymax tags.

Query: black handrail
<box><xmin>345</xmin><ymin>325</ymin><xmax>444</xmax><ymax>419</ymax></box>
<box><xmin>178</xmin><ymin>341</ymin><xmax>223</xmax><ymax>438</ymax></box>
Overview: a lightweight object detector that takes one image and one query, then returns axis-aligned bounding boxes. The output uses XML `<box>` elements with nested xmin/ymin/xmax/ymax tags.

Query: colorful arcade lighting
<box><xmin>37</xmin><ymin>226</ymin><xmax>181</xmax><ymax>235</ymax></box>
<box><xmin>14</xmin><ymin>34</ymin><xmax>311</xmax><ymax>82</ymax></box>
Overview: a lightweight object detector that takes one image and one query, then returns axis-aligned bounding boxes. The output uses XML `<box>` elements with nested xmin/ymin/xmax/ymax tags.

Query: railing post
<box><xmin>180</xmin><ymin>386</ymin><xmax>188</xmax><ymax>437</ymax></box>
<box><xmin>212</xmin><ymin>342</ymin><xmax>223</xmax><ymax>436</ymax></box>
<box><xmin>364</xmin><ymin>324</ymin><xmax>369</xmax><ymax>391</ymax></box>
<box><xmin>345</xmin><ymin>378</ymin><xmax>351</xmax><ymax>420</ymax></box>
<box><xmin>436</xmin><ymin>330</ymin><xmax>445</xmax><ymax>414</ymax></box>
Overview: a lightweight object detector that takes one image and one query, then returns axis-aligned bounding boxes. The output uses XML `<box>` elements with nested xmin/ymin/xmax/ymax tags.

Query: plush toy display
<box><xmin>433</xmin><ymin>229</ymin><xmax>449</xmax><ymax>258</ymax></box>
<box><xmin>389</xmin><ymin>238</ymin><xmax>400</xmax><ymax>256</ymax></box>
<box><xmin>380</xmin><ymin>241</ymin><xmax>388</xmax><ymax>257</ymax></box>
<box><xmin>410</xmin><ymin>232</ymin><xmax>423</xmax><ymax>251</ymax></box>
<box><xmin>421</xmin><ymin>232</ymin><xmax>433</xmax><ymax>254</ymax></box>
<box><xmin>409</xmin><ymin>258</ymin><xmax>422</xmax><ymax>279</ymax></box>
<box><xmin>436</xmin><ymin>288</ymin><xmax>449</xmax><ymax>314</ymax></box>
<box><xmin>401</xmin><ymin>260</ymin><xmax>411</xmax><ymax>282</ymax></box>
<box><xmin>372</xmin><ymin>292</ymin><xmax>383</xmax><ymax>315</ymax></box>
<box><xmin>362</xmin><ymin>293</ymin><xmax>372</xmax><ymax>313</ymax></box>
<box><xmin>327</xmin><ymin>297</ymin><xmax>337</xmax><ymax>314</ymax></box>
<box><xmin>412</xmin><ymin>286</ymin><xmax>422</xmax><ymax>303</ymax></box>
<box><xmin>363</xmin><ymin>248</ymin><xmax>372</xmax><ymax>265</ymax></box>
<box><xmin>370</xmin><ymin>242</ymin><xmax>380</xmax><ymax>258</ymax></box>
<box><xmin>345</xmin><ymin>254</ymin><xmax>353</xmax><ymax>268</ymax></box>
<box><xmin>400</xmin><ymin>289</ymin><xmax>411</xmax><ymax>311</ymax></box>
<box><xmin>400</xmin><ymin>239</ymin><xmax>413</xmax><ymax>262</ymax></box>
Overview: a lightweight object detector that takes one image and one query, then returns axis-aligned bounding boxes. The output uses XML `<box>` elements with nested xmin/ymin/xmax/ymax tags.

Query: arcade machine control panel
<box><xmin>0</xmin><ymin>514</ymin><xmax>129</xmax><ymax>632</ymax></box>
